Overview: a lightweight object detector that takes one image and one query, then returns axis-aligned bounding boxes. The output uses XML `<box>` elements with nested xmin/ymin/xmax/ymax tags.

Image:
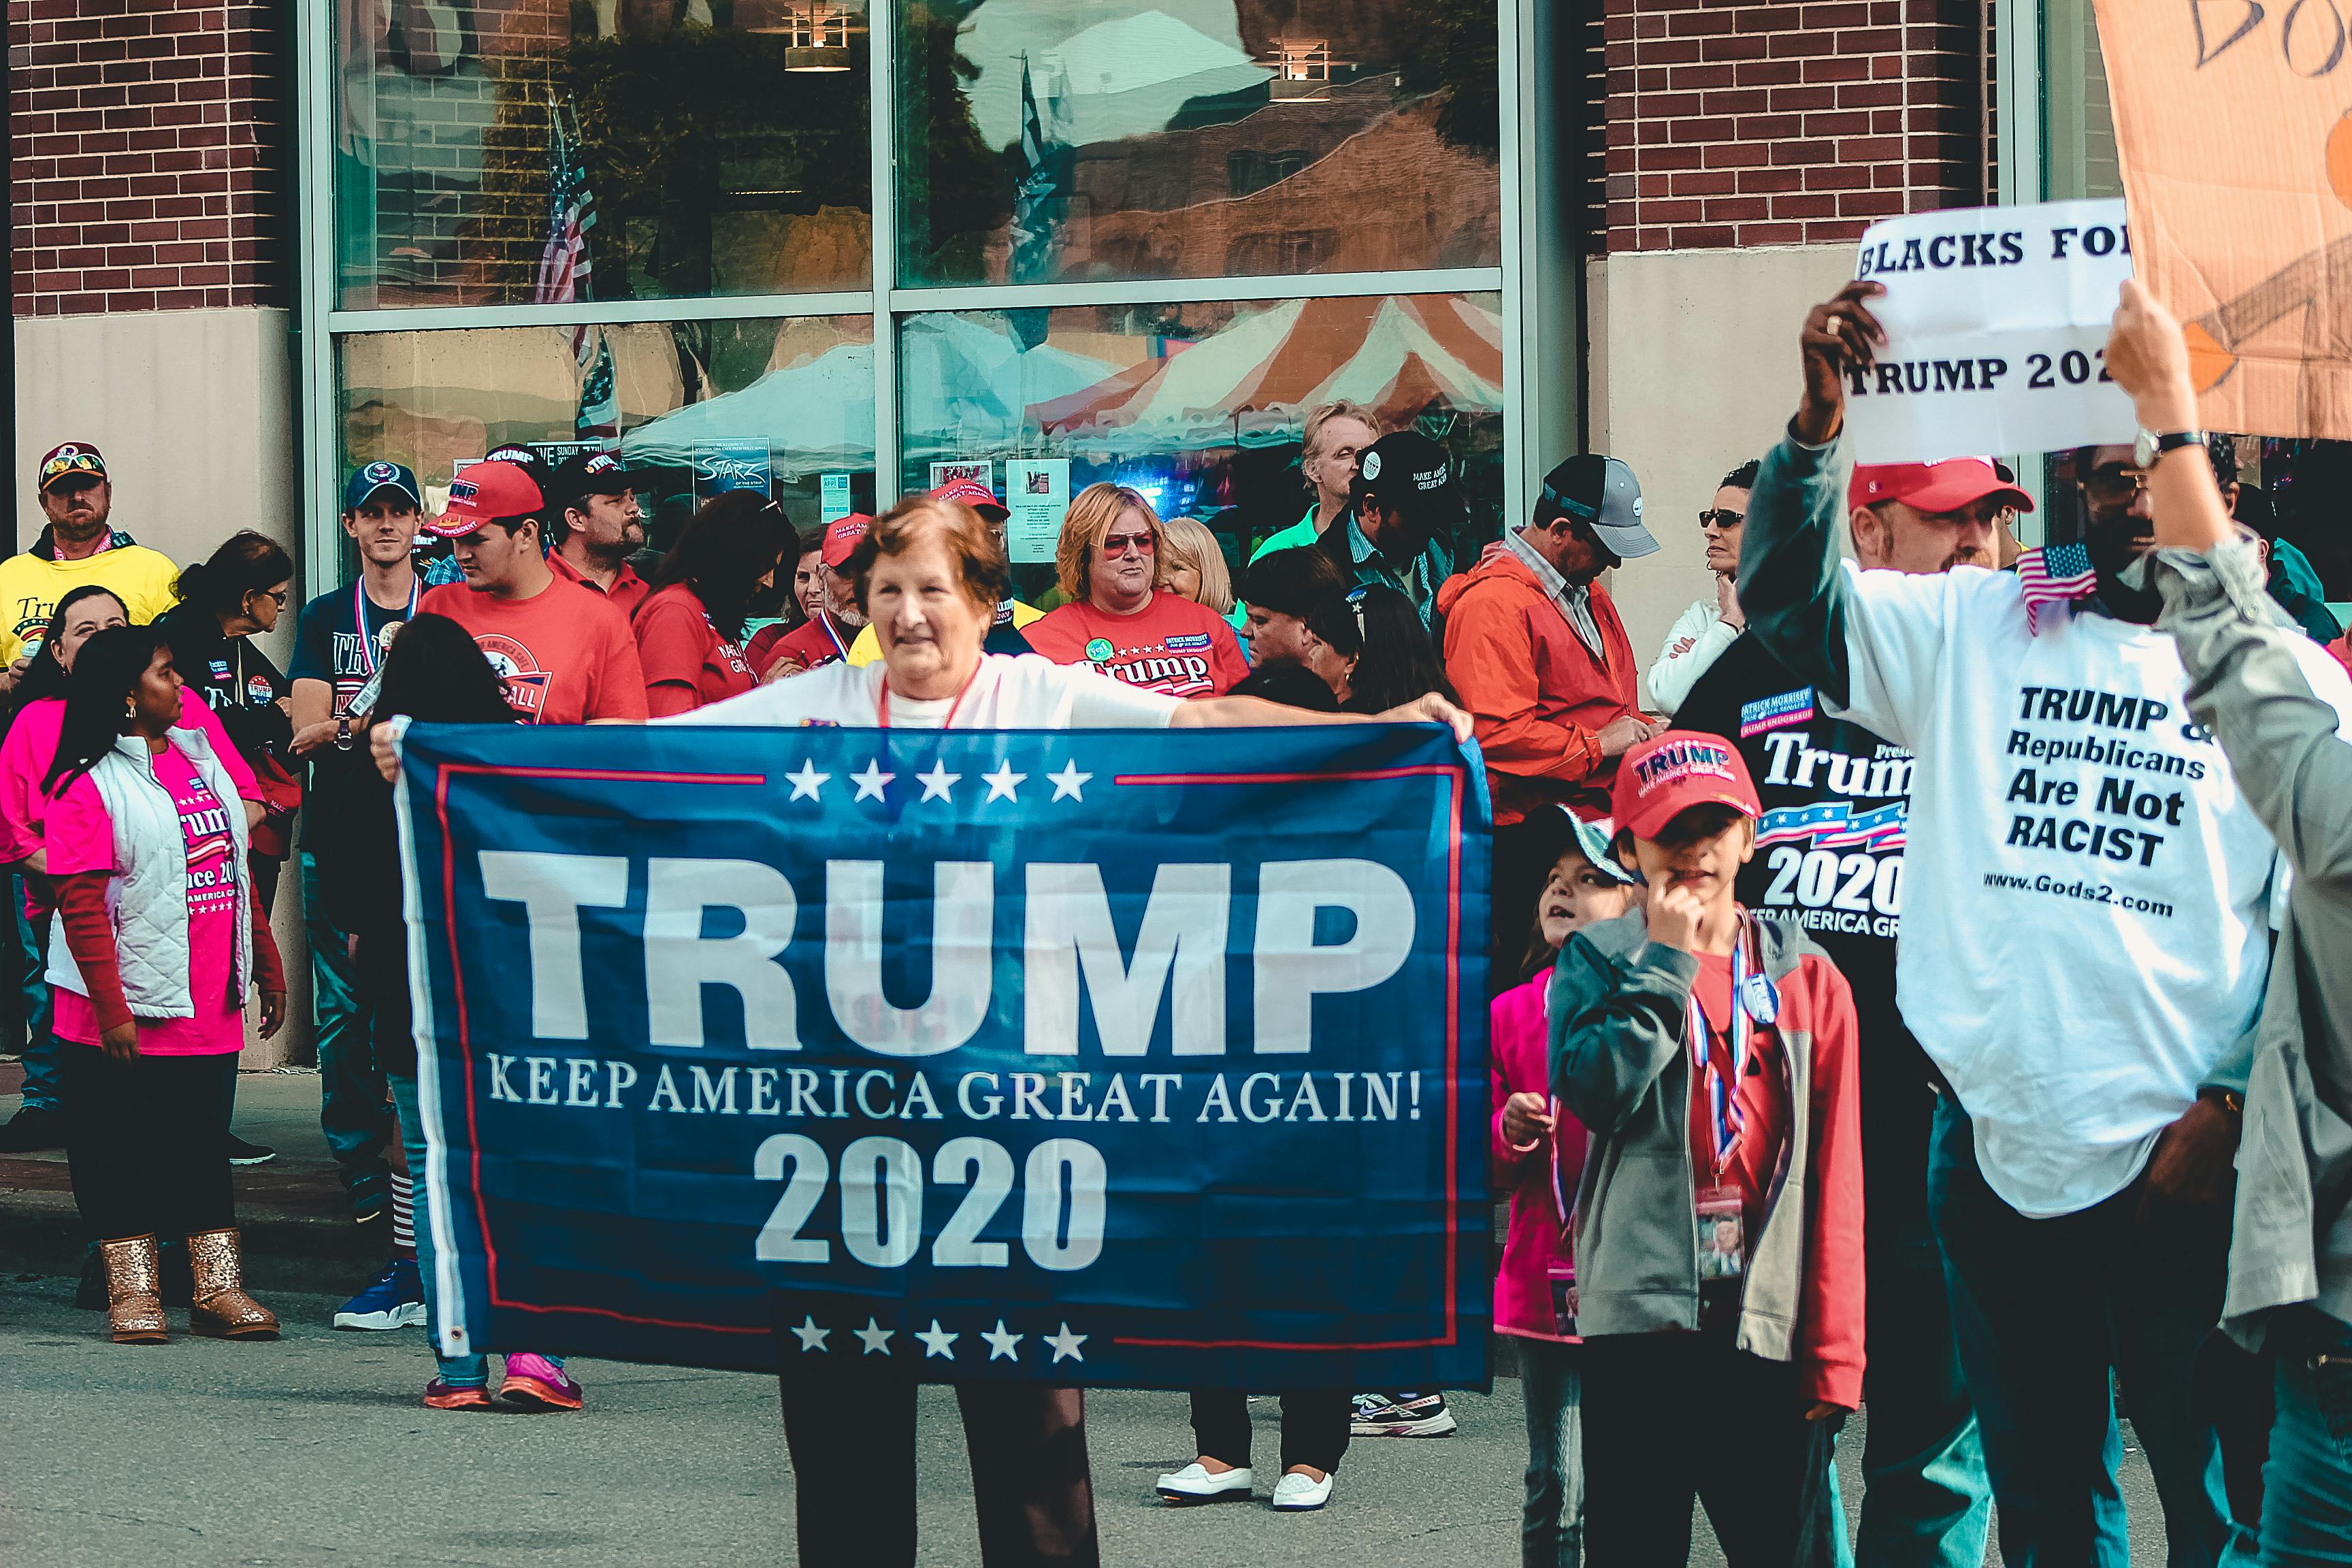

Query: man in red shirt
<box><xmin>749</xmin><ymin>513</ymin><xmax>869</xmax><ymax>676</ymax></box>
<box><xmin>544</xmin><ymin>451</ymin><xmax>650</xmax><ymax>616</ymax></box>
<box><xmin>419</xmin><ymin>460</ymin><xmax>649</xmax><ymax>724</ymax></box>
<box><xmin>1437</xmin><ymin>453</ymin><xmax>1664</xmax><ymax>987</ymax></box>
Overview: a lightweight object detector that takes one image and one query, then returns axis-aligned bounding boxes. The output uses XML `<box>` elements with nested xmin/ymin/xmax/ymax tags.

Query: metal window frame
<box><xmin>293</xmin><ymin>1</ymin><xmax>1530</xmax><ymax>592</ymax></box>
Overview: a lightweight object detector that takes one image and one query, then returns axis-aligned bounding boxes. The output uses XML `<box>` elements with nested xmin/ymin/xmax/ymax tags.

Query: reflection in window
<box><xmin>337</xmin><ymin>315</ymin><xmax>876</xmax><ymax>546</ymax></box>
<box><xmin>333</xmin><ymin>0</ymin><xmax>873</xmax><ymax>308</ymax></box>
<box><xmin>895</xmin><ymin>0</ymin><xmax>1501</xmax><ymax>287</ymax></box>
<box><xmin>896</xmin><ymin>293</ymin><xmax>1504</xmax><ymax>596</ymax></box>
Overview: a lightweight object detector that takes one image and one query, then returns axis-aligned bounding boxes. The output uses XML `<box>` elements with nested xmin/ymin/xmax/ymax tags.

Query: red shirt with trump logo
<box><xmin>419</xmin><ymin>576</ymin><xmax>649</xmax><ymax>724</ymax></box>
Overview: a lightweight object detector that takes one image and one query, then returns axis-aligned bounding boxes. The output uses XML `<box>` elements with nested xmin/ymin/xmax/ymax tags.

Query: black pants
<box><xmin>1581</xmin><ymin>1327</ymin><xmax>1844</xmax><ymax>1566</ymax></box>
<box><xmin>1488</xmin><ymin>817</ymin><xmax>1554</xmax><ymax>996</ymax></box>
<box><xmin>774</xmin><ymin>1322</ymin><xmax>1097</xmax><ymax>1568</ymax></box>
<box><xmin>60</xmin><ymin>1043</ymin><xmax>237</xmax><ymax>1240</ymax></box>
<box><xmin>1188</xmin><ymin>1388</ymin><xmax>1350</xmax><ymax>1474</ymax></box>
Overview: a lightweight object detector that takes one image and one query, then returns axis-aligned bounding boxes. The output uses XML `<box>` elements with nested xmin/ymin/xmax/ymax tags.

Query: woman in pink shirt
<box><xmin>1492</xmin><ymin>810</ymin><xmax>1639</xmax><ymax>1568</ymax></box>
<box><xmin>42</xmin><ymin>625</ymin><xmax>287</xmax><ymax>1344</ymax></box>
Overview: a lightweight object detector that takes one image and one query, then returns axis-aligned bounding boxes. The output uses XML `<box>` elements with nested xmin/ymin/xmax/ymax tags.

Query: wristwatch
<box><xmin>334</xmin><ymin>714</ymin><xmax>353</xmax><ymax>752</ymax></box>
<box><xmin>2134</xmin><ymin>427</ymin><xmax>2205</xmax><ymax>470</ymax></box>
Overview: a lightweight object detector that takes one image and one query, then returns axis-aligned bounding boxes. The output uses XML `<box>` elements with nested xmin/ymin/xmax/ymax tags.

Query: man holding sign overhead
<box><xmin>1735</xmin><ymin>274</ymin><xmax>2352</xmax><ymax>1565</ymax></box>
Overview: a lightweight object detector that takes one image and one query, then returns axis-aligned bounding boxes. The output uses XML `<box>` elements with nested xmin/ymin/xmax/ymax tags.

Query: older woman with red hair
<box><xmin>668</xmin><ymin>491</ymin><xmax>1467</xmax><ymax>1566</ymax></box>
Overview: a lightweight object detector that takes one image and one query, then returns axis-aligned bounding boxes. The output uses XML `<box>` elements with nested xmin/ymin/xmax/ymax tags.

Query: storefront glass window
<box><xmin>895</xmin><ymin>292</ymin><xmax>1505</xmax><ymax>597</ymax></box>
<box><xmin>892</xmin><ymin>1</ymin><xmax>1501</xmax><ymax>287</ymax></box>
<box><xmin>2042</xmin><ymin>0</ymin><xmax>2120</xmax><ymax>201</ymax></box>
<box><xmin>332</xmin><ymin>0</ymin><xmax>873</xmax><ymax>309</ymax></box>
<box><xmin>336</xmin><ymin>315</ymin><xmax>877</xmax><ymax>550</ymax></box>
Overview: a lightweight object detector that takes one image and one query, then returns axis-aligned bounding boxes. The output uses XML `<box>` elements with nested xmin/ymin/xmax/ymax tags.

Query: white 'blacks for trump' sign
<box><xmin>1842</xmin><ymin>199</ymin><xmax>2138</xmax><ymax>465</ymax></box>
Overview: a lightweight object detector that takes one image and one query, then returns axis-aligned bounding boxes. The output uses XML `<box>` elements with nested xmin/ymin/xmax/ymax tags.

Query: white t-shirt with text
<box><xmin>1827</xmin><ymin>560</ymin><xmax>2352</xmax><ymax>1217</ymax></box>
<box><xmin>658</xmin><ymin>653</ymin><xmax>1183</xmax><ymax>732</ymax></box>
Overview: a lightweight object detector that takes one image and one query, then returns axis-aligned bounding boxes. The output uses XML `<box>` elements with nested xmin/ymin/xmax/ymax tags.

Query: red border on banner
<box><xmin>429</xmin><ymin>756</ymin><xmax>1471</xmax><ymax>1352</ymax></box>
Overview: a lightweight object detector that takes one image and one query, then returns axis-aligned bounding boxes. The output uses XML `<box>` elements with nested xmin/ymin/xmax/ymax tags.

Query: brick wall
<box><xmin>1603</xmin><ymin>0</ymin><xmax>1989</xmax><ymax>252</ymax></box>
<box><xmin>10</xmin><ymin>0</ymin><xmax>289</xmax><ymax>315</ymax></box>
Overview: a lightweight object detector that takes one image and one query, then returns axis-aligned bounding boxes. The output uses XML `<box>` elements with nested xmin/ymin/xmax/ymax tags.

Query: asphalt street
<box><xmin>0</xmin><ymin>1073</ymin><xmax>2174</xmax><ymax>1565</ymax></box>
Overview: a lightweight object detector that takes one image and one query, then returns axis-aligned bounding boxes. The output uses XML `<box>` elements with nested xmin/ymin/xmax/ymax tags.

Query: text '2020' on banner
<box><xmin>394</xmin><ymin>720</ymin><xmax>1492</xmax><ymax>1390</ymax></box>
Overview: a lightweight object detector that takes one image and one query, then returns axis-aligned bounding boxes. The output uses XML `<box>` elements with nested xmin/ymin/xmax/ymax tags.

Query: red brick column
<box><xmin>1603</xmin><ymin>0</ymin><xmax>1987</xmax><ymax>252</ymax></box>
<box><xmin>10</xmin><ymin>0</ymin><xmax>288</xmax><ymax>315</ymax></box>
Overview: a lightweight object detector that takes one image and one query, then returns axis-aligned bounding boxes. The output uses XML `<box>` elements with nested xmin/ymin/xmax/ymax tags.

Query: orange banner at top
<box><xmin>2093</xmin><ymin>0</ymin><xmax>2352</xmax><ymax>437</ymax></box>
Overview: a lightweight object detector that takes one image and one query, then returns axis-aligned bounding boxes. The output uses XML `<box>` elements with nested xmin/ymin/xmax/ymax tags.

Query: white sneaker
<box><xmin>1155</xmin><ymin>1462</ymin><xmax>1254</xmax><ymax>1503</ymax></box>
<box><xmin>1271</xmin><ymin>1470</ymin><xmax>1333</xmax><ymax>1512</ymax></box>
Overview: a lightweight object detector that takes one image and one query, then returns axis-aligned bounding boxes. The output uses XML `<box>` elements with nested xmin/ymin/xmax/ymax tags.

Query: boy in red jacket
<box><xmin>1550</xmin><ymin>731</ymin><xmax>1864</xmax><ymax>1564</ymax></box>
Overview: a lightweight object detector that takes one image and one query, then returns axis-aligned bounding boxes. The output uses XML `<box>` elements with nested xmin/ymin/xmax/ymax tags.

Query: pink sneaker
<box><xmin>497</xmin><ymin>1352</ymin><xmax>583</xmax><ymax>1411</ymax></box>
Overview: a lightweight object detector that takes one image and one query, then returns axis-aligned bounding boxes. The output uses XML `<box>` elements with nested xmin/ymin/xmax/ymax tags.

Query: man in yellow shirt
<box><xmin>0</xmin><ymin>443</ymin><xmax>181</xmax><ymax>677</ymax></box>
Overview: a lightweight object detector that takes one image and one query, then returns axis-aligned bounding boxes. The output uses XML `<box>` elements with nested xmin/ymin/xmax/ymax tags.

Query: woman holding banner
<box><xmin>662</xmin><ymin>492</ymin><xmax>1471</xmax><ymax>1565</ymax></box>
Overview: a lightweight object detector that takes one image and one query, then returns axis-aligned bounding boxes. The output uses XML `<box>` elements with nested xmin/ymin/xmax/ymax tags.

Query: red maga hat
<box><xmin>426</xmin><ymin>459</ymin><xmax>544</xmax><ymax>538</ymax></box>
<box><xmin>930</xmin><ymin>477</ymin><xmax>1009</xmax><ymax>521</ymax></box>
<box><xmin>1848</xmin><ymin>456</ymin><xmax>2034</xmax><ymax>517</ymax></box>
<box><xmin>1610</xmin><ymin>730</ymin><xmax>1761</xmax><ymax>843</ymax></box>
<box><xmin>820</xmin><ymin>512</ymin><xmax>872</xmax><ymax>570</ymax></box>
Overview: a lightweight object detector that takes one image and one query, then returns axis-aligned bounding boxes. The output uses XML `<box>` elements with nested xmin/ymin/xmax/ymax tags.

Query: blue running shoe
<box><xmin>333</xmin><ymin>1257</ymin><xmax>425</xmax><ymax>1331</ymax></box>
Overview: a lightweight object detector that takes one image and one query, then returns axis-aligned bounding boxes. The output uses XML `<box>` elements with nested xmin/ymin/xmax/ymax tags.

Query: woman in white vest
<box><xmin>40</xmin><ymin>625</ymin><xmax>287</xmax><ymax>1344</ymax></box>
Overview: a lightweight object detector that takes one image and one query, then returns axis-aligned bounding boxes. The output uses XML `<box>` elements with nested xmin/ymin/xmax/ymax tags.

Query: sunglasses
<box><xmin>1100</xmin><ymin>532</ymin><xmax>1156</xmax><ymax>557</ymax></box>
<box><xmin>1698</xmin><ymin>509</ymin><xmax>1745</xmax><ymax>530</ymax></box>
<box><xmin>2082</xmin><ymin>469</ymin><xmax>2147</xmax><ymax>506</ymax></box>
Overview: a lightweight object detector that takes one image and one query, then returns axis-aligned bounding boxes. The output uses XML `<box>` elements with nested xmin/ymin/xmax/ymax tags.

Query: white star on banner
<box><xmin>789</xmin><ymin>1315</ymin><xmax>830</xmax><ymax>1353</ymax></box>
<box><xmin>981</xmin><ymin>762</ymin><xmax>1026</xmax><ymax>802</ymax></box>
<box><xmin>981</xmin><ymin>1320</ymin><xmax>1024</xmax><ymax>1362</ymax></box>
<box><xmin>850</xmin><ymin>761</ymin><xmax>894</xmax><ymax>802</ymax></box>
<box><xmin>853</xmin><ymin>1317</ymin><xmax>895</xmax><ymax>1356</ymax></box>
<box><xmin>1047</xmin><ymin>761</ymin><xmax>1092</xmax><ymax>802</ymax></box>
<box><xmin>916</xmin><ymin>1320</ymin><xmax>960</xmax><ymax>1360</ymax></box>
<box><xmin>785</xmin><ymin>761</ymin><xmax>830</xmax><ymax>801</ymax></box>
<box><xmin>916</xmin><ymin>760</ymin><xmax>962</xmax><ymax>802</ymax></box>
<box><xmin>1044</xmin><ymin>1322</ymin><xmax>1088</xmax><ymax>1364</ymax></box>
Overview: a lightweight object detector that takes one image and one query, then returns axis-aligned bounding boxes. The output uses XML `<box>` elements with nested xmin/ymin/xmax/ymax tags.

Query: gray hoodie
<box><xmin>2154</xmin><ymin>538</ymin><xmax>2352</xmax><ymax>1349</ymax></box>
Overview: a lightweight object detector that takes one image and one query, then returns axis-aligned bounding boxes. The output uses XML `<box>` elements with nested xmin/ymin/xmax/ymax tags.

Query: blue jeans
<box><xmin>2262</xmin><ymin>1317</ymin><xmax>2352</xmax><ymax>1565</ymax></box>
<box><xmin>389</xmin><ymin>1071</ymin><xmax>561</xmax><ymax>1388</ymax></box>
<box><xmin>1856</xmin><ymin>1211</ymin><xmax>1992</xmax><ymax>1567</ymax></box>
<box><xmin>12</xmin><ymin>884</ymin><xmax>54</xmax><ymax>1111</ymax></box>
<box><xmin>1518</xmin><ymin>1337</ymin><xmax>1583</xmax><ymax>1568</ymax></box>
<box><xmin>304</xmin><ymin>850</ymin><xmax>387</xmax><ymax>1191</ymax></box>
<box><xmin>1928</xmin><ymin>1094</ymin><xmax>2255</xmax><ymax>1567</ymax></box>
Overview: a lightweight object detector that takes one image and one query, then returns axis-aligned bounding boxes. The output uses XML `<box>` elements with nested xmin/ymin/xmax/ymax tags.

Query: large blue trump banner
<box><xmin>395</xmin><ymin>719</ymin><xmax>1490</xmax><ymax>1390</ymax></box>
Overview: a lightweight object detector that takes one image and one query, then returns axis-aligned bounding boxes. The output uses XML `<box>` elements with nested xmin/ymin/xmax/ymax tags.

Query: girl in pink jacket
<box><xmin>1492</xmin><ymin>810</ymin><xmax>1639</xmax><ymax>1567</ymax></box>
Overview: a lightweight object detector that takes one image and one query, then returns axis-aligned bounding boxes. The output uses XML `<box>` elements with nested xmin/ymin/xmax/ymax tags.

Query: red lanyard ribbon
<box><xmin>875</xmin><ymin>660</ymin><xmax>985</xmax><ymax>730</ymax></box>
<box><xmin>352</xmin><ymin>574</ymin><xmax>420</xmax><ymax>677</ymax></box>
<box><xmin>1689</xmin><ymin>917</ymin><xmax>1771</xmax><ymax>1178</ymax></box>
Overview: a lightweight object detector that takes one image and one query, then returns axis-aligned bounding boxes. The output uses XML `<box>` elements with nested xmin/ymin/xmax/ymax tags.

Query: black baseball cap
<box><xmin>1352</xmin><ymin>431</ymin><xmax>1463</xmax><ymax>523</ymax></box>
<box><xmin>1539</xmin><ymin>454</ymin><xmax>1657</xmax><ymax>560</ymax></box>
<box><xmin>548</xmin><ymin>450</ymin><xmax>638</xmax><ymax>512</ymax></box>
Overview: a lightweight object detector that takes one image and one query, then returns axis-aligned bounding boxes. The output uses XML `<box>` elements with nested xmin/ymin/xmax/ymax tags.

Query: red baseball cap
<box><xmin>1848</xmin><ymin>456</ymin><xmax>2034</xmax><ymax>517</ymax></box>
<box><xmin>1610</xmin><ymin>730</ymin><xmax>1761</xmax><ymax>842</ymax></box>
<box><xmin>820</xmin><ymin>512</ymin><xmax>872</xmax><ymax>570</ymax></box>
<box><xmin>426</xmin><ymin>459</ymin><xmax>544</xmax><ymax>538</ymax></box>
<box><xmin>38</xmin><ymin>442</ymin><xmax>107</xmax><ymax>493</ymax></box>
<box><xmin>931</xmin><ymin>477</ymin><xmax>1009</xmax><ymax>521</ymax></box>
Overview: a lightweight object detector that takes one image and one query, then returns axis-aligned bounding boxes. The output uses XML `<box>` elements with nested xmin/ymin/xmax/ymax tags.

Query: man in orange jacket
<box><xmin>1437</xmin><ymin>453</ymin><xmax>1664</xmax><ymax>987</ymax></box>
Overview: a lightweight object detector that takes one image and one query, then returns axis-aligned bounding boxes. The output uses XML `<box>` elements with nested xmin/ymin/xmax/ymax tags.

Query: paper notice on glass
<box><xmin>1003</xmin><ymin>459</ymin><xmax>1070</xmax><ymax>564</ymax></box>
<box><xmin>1842</xmin><ymin>199</ymin><xmax>2138</xmax><ymax>465</ymax></box>
<box><xmin>930</xmin><ymin>460</ymin><xmax>994</xmax><ymax>492</ymax></box>
<box><xmin>820</xmin><ymin>472</ymin><xmax>852</xmax><ymax>524</ymax></box>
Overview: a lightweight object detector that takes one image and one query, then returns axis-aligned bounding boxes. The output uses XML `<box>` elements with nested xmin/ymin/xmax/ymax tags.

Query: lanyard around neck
<box><xmin>820</xmin><ymin>611</ymin><xmax>851</xmax><ymax>664</ymax></box>
<box><xmin>352</xmin><ymin>574</ymin><xmax>421</xmax><ymax>677</ymax></box>
<box><xmin>875</xmin><ymin>659</ymin><xmax>985</xmax><ymax>730</ymax></box>
<box><xmin>1689</xmin><ymin>915</ymin><xmax>1767</xmax><ymax>1178</ymax></box>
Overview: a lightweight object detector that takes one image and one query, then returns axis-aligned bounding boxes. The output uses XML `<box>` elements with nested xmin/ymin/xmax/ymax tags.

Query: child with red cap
<box><xmin>1550</xmin><ymin>729</ymin><xmax>1864</xmax><ymax>1564</ymax></box>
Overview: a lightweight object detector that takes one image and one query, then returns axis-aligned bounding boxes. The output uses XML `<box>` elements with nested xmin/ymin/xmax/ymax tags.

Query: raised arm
<box><xmin>2110</xmin><ymin>280</ymin><xmax>2352</xmax><ymax>889</ymax></box>
<box><xmin>1737</xmin><ymin>282</ymin><xmax>1886</xmax><ymax>708</ymax></box>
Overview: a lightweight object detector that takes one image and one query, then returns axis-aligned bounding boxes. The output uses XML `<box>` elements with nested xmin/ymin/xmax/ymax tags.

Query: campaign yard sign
<box><xmin>395</xmin><ymin>719</ymin><xmax>1491</xmax><ymax>1390</ymax></box>
<box><xmin>1841</xmin><ymin>199</ymin><xmax>2138</xmax><ymax>464</ymax></box>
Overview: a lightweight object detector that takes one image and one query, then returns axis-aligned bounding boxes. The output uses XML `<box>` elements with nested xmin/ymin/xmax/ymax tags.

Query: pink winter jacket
<box><xmin>1491</xmin><ymin>972</ymin><xmax>1590</xmax><ymax>1341</ymax></box>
